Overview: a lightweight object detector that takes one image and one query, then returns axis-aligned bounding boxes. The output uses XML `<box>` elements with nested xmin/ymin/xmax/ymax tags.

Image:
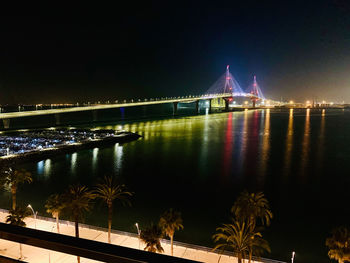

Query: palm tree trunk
<box><xmin>56</xmin><ymin>215</ymin><xmax>60</xmax><ymax>233</ymax></box>
<box><xmin>238</xmin><ymin>254</ymin><xmax>242</xmax><ymax>263</ymax></box>
<box><xmin>75</xmin><ymin>219</ymin><xmax>80</xmax><ymax>263</ymax></box>
<box><xmin>11</xmin><ymin>186</ymin><xmax>16</xmax><ymax>210</ymax></box>
<box><xmin>108</xmin><ymin>202</ymin><xmax>113</xmax><ymax>243</ymax></box>
<box><xmin>75</xmin><ymin>220</ymin><xmax>79</xmax><ymax>238</ymax></box>
<box><xmin>170</xmin><ymin>234</ymin><xmax>174</xmax><ymax>256</ymax></box>
<box><xmin>19</xmin><ymin>243</ymin><xmax>23</xmax><ymax>259</ymax></box>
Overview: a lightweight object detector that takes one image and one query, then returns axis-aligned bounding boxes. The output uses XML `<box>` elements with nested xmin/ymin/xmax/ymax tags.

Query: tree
<box><xmin>326</xmin><ymin>226</ymin><xmax>350</xmax><ymax>263</ymax></box>
<box><xmin>0</xmin><ymin>168</ymin><xmax>32</xmax><ymax>210</ymax></box>
<box><xmin>62</xmin><ymin>185</ymin><xmax>95</xmax><ymax>263</ymax></box>
<box><xmin>231</xmin><ymin>191</ymin><xmax>273</xmax><ymax>229</ymax></box>
<box><xmin>6</xmin><ymin>207</ymin><xmax>31</xmax><ymax>259</ymax></box>
<box><xmin>231</xmin><ymin>191</ymin><xmax>272</xmax><ymax>263</ymax></box>
<box><xmin>140</xmin><ymin>224</ymin><xmax>164</xmax><ymax>253</ymax></box>
<box><xmin>94</xmin><ymin>176</ymin><xmax>133</xmax><ymax>243</ymax></box>
<box><xmin>159</xmin><ymin>208</ymin><xmax>183</xmax><ymax>256</ymax></box>
<box><xmin>213</xmin><ymin>218</ymin><xmax>270</xmax><ymax>263</ymax></box>
<box><xmin>45</xmin><ymin>193</ymin><xmax>64</xmax><ymax>233</ymax></box>
<box><xmin>213</xmin><ymin>219</ymin><xmax>254</xmax><ymax>263</ymax></box>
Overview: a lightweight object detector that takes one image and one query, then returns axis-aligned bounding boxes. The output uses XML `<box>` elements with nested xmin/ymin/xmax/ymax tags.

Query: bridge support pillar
<box><xmin>2</xmin><ymin>119</ymin><xmax>10</xmax><ymax>129</ymax></box>
<box><xmin>208</xmin><ymin>99</ymin><xmax>212</xmax><ymax>113</ymax></box>
<box><xmin>54</xmin><ymin>114</ymin><xmax>61</xmax><ymax>126</ymax></box>
<box><xmin>173</xmin><ymin>102</ymin><xmax>178</xmax><ymax>115</ymax></box>
<box><xmin>251</xmin><ymin>99</ymin><xmax>257</xmax><ymax>108</ymax></box>
<box><xmin>195</xmin><ymin>100</ymin><xmax>199</xmax><ymax>114</ymax></box>
<box><xmin>92</xmin><ymin>110</ymin><xmax>98</xmax><ymax>122</ymax></box>
<box><xmin>224</xmin><ymin>98</ymin><xmax>230</xmax><ymax>111</ymax></box>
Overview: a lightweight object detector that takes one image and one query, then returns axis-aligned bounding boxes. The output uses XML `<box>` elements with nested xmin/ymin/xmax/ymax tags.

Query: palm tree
<box><xmin>326</xmin><ymin>226</ymin><xmax>350</xmax><ymax>263</ymax></box>
<box><xmin>159</xmin><ymin>208</ymin><xmax>183</xmax><ymax>256</ymax></box>
<box><xmin>62</xmin><ymin>185</ymin><xmax>95</xmax><ymax>263</ymax></box>
<box><xmin>94</xmin><ymin>176</ymin><xmax>133</xmax><ymax>243</ymax></box>
<box><xmin>6</xmin><ymin>206</ymin><xmax>31</xmax><ymax>259</ymax></box>
<box><xmin>249</xmin><ymin>233</ymin><xmax>271</xmax><ymax>262</ymax></box>
<box><xmin>0</xmin><ymin>168</ymin><xmax>32</xmax><ymax>210</ymax></box>
<box><xmin>231</xmin><ymin>191</ymin><xmax>272</xmax><ymax>263</ymax></box>
<box><xmin>45</xmin><ymin>193</ymin><xmax>64</xmax><ymax>233</ymax></box>
<box><xmin>213</xmin><ymin>219</ymin><xmax>255</xmax><ymax>263</ymax></box>
<box><xmin>231</xmin><ymin>190</ymin><xmax>273</xmax><ymax>229</ymax></box>
<box><xmin>140</xmin><ymin>224</ymin><xmax>164</xmax><ymax>253</ymax></box>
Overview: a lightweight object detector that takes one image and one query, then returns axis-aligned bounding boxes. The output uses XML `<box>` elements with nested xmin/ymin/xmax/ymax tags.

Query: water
<box><xmin>1</xmin><ymin>108</ymin><xmax>350</xmax><ymax>263</ymax></box>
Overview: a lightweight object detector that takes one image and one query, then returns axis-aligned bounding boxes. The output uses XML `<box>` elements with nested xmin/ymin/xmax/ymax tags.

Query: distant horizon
<box><xmin>1</xmin><ymin>2</ymin><xmax>350</xmax><ymax>104</ymax></box>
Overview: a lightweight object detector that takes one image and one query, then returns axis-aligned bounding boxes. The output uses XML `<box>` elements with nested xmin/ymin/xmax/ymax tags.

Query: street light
<box><xmin>27</xmin><ymin>204</ymin><xmax>37</xmax><ymax>229</ymax></box>
<box><xmin>291</xmin><ymin>251</ymin><xmax>295</xmax><ymax>263</ymax></box>
<box><xmin>135</xmin><ymin>223</ymin><xmax>141</xmax><ymax>249</ymax></box>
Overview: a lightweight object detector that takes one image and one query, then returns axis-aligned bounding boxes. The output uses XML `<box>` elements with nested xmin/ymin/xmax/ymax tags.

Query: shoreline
<box><xmin>0</xmin><ymin>208</ymin><xmax>285</xmax><ymax>263</ymax></box>
<box><xmin>0</xmin><ymin>131</ymin><xmax>141</xmax><ymax>166</ymax></box>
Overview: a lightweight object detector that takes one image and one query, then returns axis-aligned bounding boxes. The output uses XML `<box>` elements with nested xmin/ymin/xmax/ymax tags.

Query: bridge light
<box><xmin>289</xmin><ymin>100</ymin><xmax>294</xmax><ymax>104</ymax></box>
<box><xmin>244</xmin><ymin>101</ymin><xmax>248</xmax><ymax>105</ymax></box>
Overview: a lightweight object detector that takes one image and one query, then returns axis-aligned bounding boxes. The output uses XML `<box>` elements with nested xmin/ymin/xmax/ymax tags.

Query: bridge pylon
<box><xmin>247</xmin><ymin>75</ymin><xmax>264</xmax><ymax>108</ymax></box>
<box><xmin>206</xmin><ymin>65</ymin><xmax>244</xmax><ymax>95</ymax></box>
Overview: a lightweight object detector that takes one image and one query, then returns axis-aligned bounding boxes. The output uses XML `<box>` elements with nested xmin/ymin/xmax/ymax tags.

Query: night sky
<box><xmin>1</xmin><ymin>1</ymin><xmax>350</xmax><ymax>104</ymax></box>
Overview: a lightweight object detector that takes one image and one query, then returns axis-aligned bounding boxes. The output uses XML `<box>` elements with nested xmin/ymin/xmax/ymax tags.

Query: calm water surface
<box><xmin>2</xmin><ymin>109</ymin><xmax>350</xmax><ymax>263</ymax></box>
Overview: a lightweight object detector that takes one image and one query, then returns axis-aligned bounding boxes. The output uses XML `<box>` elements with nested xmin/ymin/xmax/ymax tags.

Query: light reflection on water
<box><xmin>92</xmin><ymin>148</ymin><xmax>99</xmax><ymax>172</ymax></box>
<box><xmin>12</xmin><ymin>108</ymin><xmax>349</xmax><ymax>263</ymax></box>
<box><xmin>114</xmin><ymin>143</ymin><xmax>123</xmax><ymax>173</ymax></box>
<box><xmin>258</xmin><ymin>109</ymin><xmax>270</xmax><ymax>186</ymax></box>
<box><xmin>37</xmin><ymin>159</ymin><xmax>51</xmax><ymax>177</ymax></box>
<box><xmin>283</xmin><ymin>109</ymin><xmax>294</xmax><ymax>178</ymax></box>
<box><xmin>31</xmin><ymin>109</ymin><xmax>333</xmax><ymax>188</ymax></box>
<box><xmin>300</xmin><ymin>108</ymin><xmax>311</xmax><ymax>178</ymax></box>
<box><xmin>70</xmin><ymin>152</ymin><xmax>77</xmax><ymax>175</ymax></box>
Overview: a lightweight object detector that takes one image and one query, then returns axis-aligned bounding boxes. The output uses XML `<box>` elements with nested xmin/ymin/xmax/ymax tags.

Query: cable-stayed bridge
<box><xmin>0</xmin><ymin>66</ymin><xmax>275</xmax><ymax>129</ymax></box>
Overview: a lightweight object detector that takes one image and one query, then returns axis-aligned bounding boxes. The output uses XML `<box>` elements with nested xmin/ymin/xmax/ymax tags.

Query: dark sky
<box><xmin>1</xmin><ymin>1</ymin><xmax>350</xmax><ymax>104</ymax></box>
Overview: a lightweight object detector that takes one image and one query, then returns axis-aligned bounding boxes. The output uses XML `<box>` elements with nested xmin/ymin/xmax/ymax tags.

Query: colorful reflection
<box><xmin>238</xmin><ymin>110</ymin><xmax>249</xmax><ymax>176</ymax></box>
<box><xmin>244</xmin><ymin>110</ymin><xmax>260</xmax><ymax>178</ymax></box>
<box><xmin>222</xmin><ymin>113</ymin><xmax>234</xmax><ymax>177</ymax></box>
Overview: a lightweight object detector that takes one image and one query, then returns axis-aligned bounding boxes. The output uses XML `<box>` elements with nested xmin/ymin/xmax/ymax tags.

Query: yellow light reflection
<box><xmin>283</xmin><ymin>109</ymin><xmax>294</xmax><ymax>177</ymax></box>
<box><xmin>114</xmin><ymin>143</ymin><xmax>123</xmax><ymax>173</ymax></box>
<box><xmin>259</xmin><ymin>109</ymin><xmax>270</xmax><ymax>183</ymax></box>
<box><xmin>316</xmin><ymin>109</ymin><xmax>326</xmax><ymax>171</ymax></box>
<box><xmin>300</xmin><ymin>108</ymin><xmax>310</xmax><ymax>177</ymax></box>
<box><xmin>44</xmin><ymin>159</ymin><xmax>51</xmax><ymax>177</ymax></box>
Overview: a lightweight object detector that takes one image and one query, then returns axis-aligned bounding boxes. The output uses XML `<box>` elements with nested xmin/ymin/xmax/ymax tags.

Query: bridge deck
<box><xmin>0</xmin><ymin>93</ymin><xmax>257</xmax><ymax>120</ymax></box>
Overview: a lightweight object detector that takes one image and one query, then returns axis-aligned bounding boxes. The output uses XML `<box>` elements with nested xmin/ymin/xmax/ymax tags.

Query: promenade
<box><xmin>0</xmin><ymin>210</ymin><xmax>275</xmax><ymax>263</ymax></box>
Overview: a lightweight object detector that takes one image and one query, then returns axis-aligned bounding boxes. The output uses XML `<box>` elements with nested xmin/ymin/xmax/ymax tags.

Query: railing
<box><xmin>0</xmin><ymin>208</ymin><xmax>286</xmax><ymax>263</ymax></box>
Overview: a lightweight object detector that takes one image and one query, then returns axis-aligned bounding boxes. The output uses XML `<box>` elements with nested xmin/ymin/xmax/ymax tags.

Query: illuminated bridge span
<box><xmin>0</xmin><ymin>66</ymin><xmax>272</xmax><ymax>129</ymax></box>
